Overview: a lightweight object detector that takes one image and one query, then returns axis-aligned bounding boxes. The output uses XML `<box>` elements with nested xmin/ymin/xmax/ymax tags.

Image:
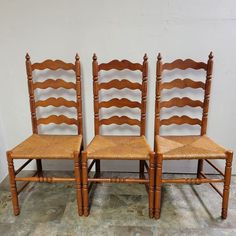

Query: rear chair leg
<box><xmin>197</xmin><ymin>159</ymin><xmax>204</xmax><ymax>179</ymax></box>
<box><xmin>74</xmin><ymin>151</ymin><xmax>83</xmax><ymax>216</ymax></box>
<box><xmin>82</xmin><ymin>151</ymin><xmax>89</xmax><ymax>216</ymax></box>
<box><xmin>139</xmin><ymin>160</ymin><xmax>145</xmax><ymax>179</ymax></box>
<box><xmin>149</xmin><ymin>152</ymin><xmax>155</xmax><ymax>218</ymax></box>
<box><xmin>95</xmin><ymin>160</ymin><xmax>100</xmax><ymax>178</ymax></box>
<box><xmin>7</xmin><ymin>151</ymin><xmax>20</xmax><ymax>216</ymax></box>
<box><xmin>155</xmin><ymin>153</ymin><xmax>163</xmax><ymax>219</ymax></box>
<box><xmin>36</xmin><ymin>159</ymin><xmax>43</xmax><ymax>177</ymax></box>
<box><xmin>222</xmin><ymin>151</ymin><xmax>233</xmax><ymax>219</ymax></box>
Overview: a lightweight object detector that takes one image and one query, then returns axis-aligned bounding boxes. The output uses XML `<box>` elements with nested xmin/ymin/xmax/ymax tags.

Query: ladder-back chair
<box><xmin>82</xmin><ymin>54</ymin><xmax>155</xmax><ymax>218</ymax></box>
<box><xmin>154</xmin><ymin>52</ymin><xmax>233</xmax><ymax>219</ymax></box>
<box><xmin>7</xmin><ymin>54</ymin><xmax>83</xmax><ymax>216</ymax></box>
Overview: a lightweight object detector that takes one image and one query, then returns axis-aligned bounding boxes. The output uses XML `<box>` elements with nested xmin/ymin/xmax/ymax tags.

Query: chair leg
<box><xmin>95</xmin><ymin>160</ymin><xmax>100</xmax><ymax>178</ymax></box>
<box><xmin>139</xmin><ymin>160</ymin><xmax>145</xmax><ymax>179</ymax></box>
<box><xmin>74</xmin><ymin>151</ymin><xmax>83</xmax><ymax>216</ymax></box>
<box><xmin>36</xmin><ymin>159</ymin><xmax>43</xmax><ymax>177</ymax></box>
<box><xmin>155</xmin><ymin>153</ymin><xmax>163</xmax><ymax>219</ymax></box>
<box><xmin>7</xmin><ymin>151</ymin><xmax>20</xmax><ymax>216</ymax></box>
<box><xmin>82</xmin><ymin>151</ymin><xmax>89</xmax><ymax>216</ymax></box>
<box><xmin>197</xmin><ymin>159</ymin><xmax>204</xmax><ymax>179</ymax></box>
<box><xmin>222</xmin><ymin>151</ymin><xmax>233</xmax><ymax>219</ymax></box>
<box><xmin>149</xmin><ymin>153</ymin><xmax>155</xmax><ymax>218</ymax></box>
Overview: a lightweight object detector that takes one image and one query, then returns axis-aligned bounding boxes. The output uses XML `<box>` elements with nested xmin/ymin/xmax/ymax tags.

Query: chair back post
<box><xmin>155</xmin><ymin>53</ymin><xmax>162</xmax><ymax>137</ymax></box>
<box><xmin>140</xmin><ymin>54</ymin><xmax>148</xmax><ymax>136</ymax></box>
<box><xmin>201</xmin><ymin>52</ymin><xmax>214</xmax><ymax>135</ymax></box>
<box><xmin>75</xmin><ymin>54</ymin><xmax>83</xmax><ymax>135</ymax></box>
<box><xmin>25</xmin><ymin>53</ymin><xmax>38</xmax><ymax>134</ymax></box>
<box><xmin>93</xmin><ymin>54</ymin><xmax>100</xmax><ymax>135</ymax></box>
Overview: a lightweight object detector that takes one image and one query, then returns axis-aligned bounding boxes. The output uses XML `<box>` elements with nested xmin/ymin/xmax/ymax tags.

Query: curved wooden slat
<box><xmin>32</xmin><ymin>60</ymin><xmax>75</xmax><ymax>71</ymax></box>
<box><xmin>99</xmin><ymin>98</ymin><xmax>141</xmax><ymax>109</ymax></box>
<box><xmin>161</xmin><ymin>78</ymin><xmax>205</xmax><ymax>90</ymax></box>
<box><xmin>37</xmin><ymin>115</ymin><xmax>77</xmax><ymax>125</ymax></box>
<box><xmin>99</xmin><ymin>60</ymin><xmax>143</xmax><ymax>71</ymax></box>
<box><xmin>160</xmin><ymin>115</ymin><xmax>202</xmax><ymax>126</ymax></box>
<box><xmin>33</xmin><ymin>79</ymin><xmax>76</xmax><ymax>90</ymax></box>
<box><xmin>160</xmin><ymin>97</ymin><xmax>203</xmax><ymax>108</ymax></box>
<box><xmin>162</xmin><ymin>59</ymin><xmax>207</xmax><ymax>71</ymax></box>
<box><xmin>35</xmin><ymin>97</ymin><xmax>77</xmax><ymax>108</ymax></box>
<box><xmin>99</xmin><ymin>116</ymin><xmax>141</xmax><ymax>126</ymax></box>
<box><xmin>98</xmin><ymin>79</ymin><xmax>142</xmax><ymax>91</ymax></box>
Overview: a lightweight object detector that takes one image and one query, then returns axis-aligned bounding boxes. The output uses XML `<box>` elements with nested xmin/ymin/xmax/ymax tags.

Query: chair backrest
<box><xmin>155</xmin><ymin>52</ymin><xmax>213</xmax><ymax>136</ymax></box>
<box><xmin>26</xmin><ymin>53</ymin><xmax>83</xmax><ymax>135</ymax></box>
<box><xmin>92</xmin><ymin>54</ymin><xmax>148</xmax><ymax>136</ymax></box>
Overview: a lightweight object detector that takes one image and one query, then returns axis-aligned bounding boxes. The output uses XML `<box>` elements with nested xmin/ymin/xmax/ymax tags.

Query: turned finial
<box><xmin>157</xmin><ymin>53</ymin><xmax>162</xmax><ymax>61</ymax></box>
<box><xmin>209</xmin><ymin>51</ymin><xmax>213</xmax><ymax>59</ymax></box>
<box><xmin>143</xmin><ymin>53</ymin><xmax>148</xmax><ymax>61</ymax></box>
<box><xmin>75</xmin><ymin>53</ymin><xmax>80</xmax><ymax>61</ymax></box>
<box><xmin>25</xmin><ymin>53</ymin><xmax>30</xmax><ymax>60</ymax></box>
<box><xmin>93</xmin><ymin>53</ymin><xmax>97</xmax><ymax>61</ymax></box>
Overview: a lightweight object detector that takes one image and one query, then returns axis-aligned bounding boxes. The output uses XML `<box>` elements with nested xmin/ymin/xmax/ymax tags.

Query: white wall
<box><xmin>0</xmin><ymin>0</ymin><xmax>236</xmax><ymax>180</ymax></box>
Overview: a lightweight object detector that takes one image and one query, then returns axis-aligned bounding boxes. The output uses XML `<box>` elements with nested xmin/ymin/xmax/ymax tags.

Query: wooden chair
<box><xmin>82</xmin><ymin>54</ymin><xmax>155</xmax><ymax>218</ymax></box>
<box><xmin>7</xmin><ymin>54</ymin><xmax>83</xmax><ymax>216</ymax></box>
<box><xmin>154</xmin><ymin>52</ymin><xmax>233</xmax><ymax>219</ymax></box>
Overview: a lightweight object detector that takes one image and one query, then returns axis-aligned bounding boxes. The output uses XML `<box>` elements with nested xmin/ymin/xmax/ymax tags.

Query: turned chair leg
<box><xmin>139</xmin><ymin>160</ymin><xmax>145</xmax><ymax>179</ymax></box>
<box><xmin>82</xmin><ymin>151</ymin><xmax>89</xmax><ymax>216</ymax></box>
<box><xmin>95</xmin><ymin>160</ymin><xmax>100</xmax><ymax>178</ymax></box>
<box><xmin>7</xmin><ymin>151</ymin><xmax>20</xmax><ymax>216</ymax></box>
<box><xmin>155</xmin><ymin>153</ymin><xmax>163</xmax><ymax>219</ymax></box>
<box><xmin>222</xmin><ymin>151</ymin><xmax>233</xmax><ymax>219</ymax></box>
<box><xmin>149</xmin><ymin>152</ymin><xmax>155</xmax><ymax>218</ymax></box>
<box><xmin>74</xmin><ymin>151</ymin><xmax>83</xmax><ymax>216</ymax></box>
<box><xmin>197</xmin><ymin>159</ymin><xmax>204</xmax><ymax>179</ymax></box>
<box><xmin>36</xmin><ymin>159</ymin><xmax>43</xmax><ymax>177</ymax></box>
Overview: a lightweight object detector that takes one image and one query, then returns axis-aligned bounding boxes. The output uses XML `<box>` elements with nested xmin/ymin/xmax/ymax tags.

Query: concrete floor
<box><xmin>0</xmin><ymin>171</ymin><xmax>235</xmax><ymax>236</ymax></box>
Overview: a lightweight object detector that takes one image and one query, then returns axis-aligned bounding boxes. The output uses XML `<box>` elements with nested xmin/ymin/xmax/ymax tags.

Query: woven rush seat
<box><xmin>156</xmin><ymin>135</ymin><xmax>227</xmax><ymax>160</ymax></box>
<box><xmin>11</xmin><ymin>134</ymin><xmax>82</xmax><ymax>159</ymax></box>
<box><xmin>86</xmin><ymin>135</ymin><xmax>151</xmax><ymax>160</ymax></box>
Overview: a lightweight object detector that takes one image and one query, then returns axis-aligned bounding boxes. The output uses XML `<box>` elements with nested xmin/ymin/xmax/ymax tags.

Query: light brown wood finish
<box><xmin>154</xmin><ymin>52</ymin><xmax>234</xmax><ymax>220</ymax></box>
<box><xmin>7</xmin><ymin>54</ymin><xmax>83</xmax><ymax>216</ymax></box>
<box><xmin>82</xmin><ymin>54</ymin><xmax>154</xmax><ymax>218</ymax></box>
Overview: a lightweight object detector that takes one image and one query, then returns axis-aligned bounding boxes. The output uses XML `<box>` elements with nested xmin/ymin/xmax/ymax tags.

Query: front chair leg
<box><xmin>155</xmin><ymin>153</ymin><xmax>163</xmax><ymax>219</ymax></box>
<box><xmin>82</xmin><ymin>151</ymin><xmax>89</xmax><ymax>216</ymax></box>
<box><xmin>7</xmin><ymin>151</ymin><xmax>20</xmax><ymax>216</ymax></box>
<box><xmin>149</xmin><ymin>152</ymin><xmax>155</xmax><ymax>218</ymax></box>
<box><xmin>222</xmin><ymin>151</ymin><xmax>233</xmax><ymax>219</ymax></box>
<box><xmin>74</xmin><ymin>151</ymin><xmax>83</xmax><ymax>216</ymax></box>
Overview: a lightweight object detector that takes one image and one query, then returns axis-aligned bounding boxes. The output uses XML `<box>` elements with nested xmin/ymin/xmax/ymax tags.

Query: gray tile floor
<box><xmin>0</xmin><ymin>171</ymin><xmax>235</xmax><ymax>236</ymax></box>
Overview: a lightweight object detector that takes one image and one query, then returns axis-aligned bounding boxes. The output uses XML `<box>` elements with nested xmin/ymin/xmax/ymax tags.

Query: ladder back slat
<box><xmin>33</xmin><ymin>79</ymin><xmax>76</xmax><ymax>90</ymax></box>
<box><xmin>160</xmin><ymin>97</ymin><xmax>203</xmax><ymax>108</ymax></box>
<box><xmin>99</xmin><ymin>98</ymin><xmax>141</xmax><ymax>109</ymax></box>
<box><xmin>98</xmin><ymin>79</ymin><xmax>142</xmax><ymax>91</ymax></box>
<box><xmin>35</xmin><ymin>97</ymin><xmax>77</xmax><ymax>108</ymax></box>
<box><xmin>37</xmin><ymin>115</ymin><xmax>77</xmax><ymax>126</ymax></box>
<box><xmin>99</xmin><ymin>60</ymin><xmax>143</xmax><ymax>71</ymax></box>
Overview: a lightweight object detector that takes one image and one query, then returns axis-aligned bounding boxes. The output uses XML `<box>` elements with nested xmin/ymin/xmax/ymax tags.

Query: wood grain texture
<box><xmin>99</xmin><ymin>59</ymin><xmax>143</xmax><ymax>71</ymax></box>
<box><xmin>32</xmin><ymin>59</ymin><xmax>75</xmax><ymax>71</ymax></box>
<box><xmin>35</xmin><ymin>97</ymin><xmax>77</xmax><ymax>108</ymax></box>
<box><xmin>161</xmin><ymin>78</ymin><xmax>205</xmax><ymax>90</ymax></box>
<box><xmin>98</xmin><ymin>98</ymin><xmax>141</xmax><ymax>109</ymax></box>
<box><xmin>160</xmin><ymin>115</ymin><xmax>202</xmax><ymax>126</ymax></box>
<box><xmin>99</xmin><ymin>116</ymin><xmax>141</xmax><ymax>126</ymax></box>
<box><xmin>162</xmin><ymin>59</ymin><xmax>207</xmax><ymax>71</ymax></box>
<box><xmin>160</xmin><ymin>97</ymin><xmax>203</xmax><ymax>108</ymax></box>
<box><xmin>98</xmin><ymin>79</ymin><xmax>142</xmax><ymax>90</ymax></box>
<box><xmin>37</xmin><ymin>115</ymin><xmax>77</xmax><ymax>125</ymax></box>
<box><xmin>33</xmin><ymin>79</ymin><xmax>76</xmax><ymax>90</ymax></box>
